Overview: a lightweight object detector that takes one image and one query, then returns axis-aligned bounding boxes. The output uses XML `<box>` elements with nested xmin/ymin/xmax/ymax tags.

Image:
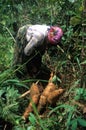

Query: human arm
<box><xmin>24</xmin><ymin>30</ymin><xmax>45</xmax><ymax>56</ymax></box>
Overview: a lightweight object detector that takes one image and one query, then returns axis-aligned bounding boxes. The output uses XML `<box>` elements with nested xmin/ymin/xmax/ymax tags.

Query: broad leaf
<box><xmin>71</xmin><ymin>119</ymin><xmax>77</xmax><ymax>130</ymax></box>
<box><xmin>78</xmin><ymin>118</ymin><xmax>86</xmax><ymax>127</ymax></box>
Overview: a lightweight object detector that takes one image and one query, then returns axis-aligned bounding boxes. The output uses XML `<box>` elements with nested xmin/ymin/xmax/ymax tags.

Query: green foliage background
<box><xmin>0</xmin><ymin>0</ymin><xmax>86</xmax><ymax>130</ymax></box>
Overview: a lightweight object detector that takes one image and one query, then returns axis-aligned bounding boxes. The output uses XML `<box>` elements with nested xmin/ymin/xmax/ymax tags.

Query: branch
<box><xmin>5</xmin><ymin>26</ymin><xmax>16</xmax><ymax>43</ymax></box>
<box><xmin>19</xmin><ymin>90</ymin><xmax>30</xmax><ymax>98</ymax></box>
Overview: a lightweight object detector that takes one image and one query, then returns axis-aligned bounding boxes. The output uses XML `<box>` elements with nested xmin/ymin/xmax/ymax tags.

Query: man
<box><xmin>13</xmin><ymin>24</ymin><xmax>63</xmax><ymax>78</ymax></box>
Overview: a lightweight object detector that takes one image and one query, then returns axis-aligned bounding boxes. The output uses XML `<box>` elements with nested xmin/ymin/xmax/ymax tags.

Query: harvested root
<box><xmin>23</xmin><ymin>83</ymin><xmax>40</xmax><ymax>120</ymax></box>
<box><xmin>37</xmin><ymin>82</ymin><xmax>56</xmax><ymax>111</ymax></box>
<box><xmin>42</xmin><ymin>82</ymin><xmax>56</xmax><ymax>96</ymax></box>
<box><xmin>47</xmin><ymin>88</ymin><xmax>64</xmax><ymax>104</ymax></box>
<box><xmin>22</xmin><ymin>72</ymin><xmax>64</xmax><ymax>120</ymax></box>
<box><xmin>37</xmin><ymin>94</ymin><xmax>47</xmax><ymax>113</ymax></box>
<box><xmin>30</xmin><ymin>83</ymin><xmax>40</xmax><ymax>97</ymax></box>
<box><xmin>37</xmin><ymin>81</ymin><xmax>64</xmax><ymax>113</ymax></box>
<box><xmin>49</xmin><ymin>72</ymin><xmax>54</xmax><ymax>82</ymax></box>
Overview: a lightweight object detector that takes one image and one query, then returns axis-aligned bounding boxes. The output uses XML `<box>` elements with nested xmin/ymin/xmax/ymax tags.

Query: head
<box><xmin>47</xmin><ymin>26</ymin><xmax>63</xmax><ymax>45</ymax></box>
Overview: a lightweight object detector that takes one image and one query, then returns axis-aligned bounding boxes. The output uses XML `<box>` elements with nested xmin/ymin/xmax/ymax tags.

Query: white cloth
<box><xmin>28</xmin><ymin>25</ymin><xmax>50</xmax><ymax>36</ymax></box>
<box><xmin>24</xmin><ymin>25</ymin><xmax>50</xmax><ymax>56</ymax></box>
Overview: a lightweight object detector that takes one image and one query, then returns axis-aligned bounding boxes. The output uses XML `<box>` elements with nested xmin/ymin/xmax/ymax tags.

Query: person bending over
<box><xmin>13</xmin><ymin>24</ymin><xmax>63</xmax><ymax>78</ymax></box>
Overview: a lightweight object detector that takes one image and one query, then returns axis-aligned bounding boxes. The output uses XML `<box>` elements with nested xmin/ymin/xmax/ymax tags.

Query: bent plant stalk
<box><xmin>81</xmin><ymin>0</ymin><xmax>86</xmax><ymax>88</ymax></box>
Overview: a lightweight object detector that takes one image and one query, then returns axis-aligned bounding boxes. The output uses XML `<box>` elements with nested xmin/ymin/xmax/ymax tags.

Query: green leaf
<box><xmin>76</xmin><ymin>57</ymin><xmax>82</xmax><ymax>72</ymax></box>
<box><xmin>29</xmin><ymin>113</ymin><xmax>36</xmax><ymax>125</ymax></box>
<box><xmin>78</xmin><ymin>118</ymin><xmax>86</xmax><ymax>127</ymax></box>
<box><xmin>27</xmin><ymin>126</ymin><xmax>36</xmax><ymax>130</ymax></box>
<box><xmin>3</xmin><ymin>79</ymin><xmax>28</xmax><ymax>88</ymax></box>
<box><xmin>52</xmin><ymin>75</ymin><xmax>62</xmax><ymax>83</ymax></box>
<box><xmin>81</xmin><ymin>60</ymin><xmax>86</xmax><ymax>65</ymax></box>
<box><xmin>0</xmin><ymin>90</ymin><xmax>5</xmax><ymax>97</ymax></box>
<box><xmin>70</xmin><ymin>16</ymin><xmax>81</xmax><ymax>26</ymax></box>
<box><xmin>71</xmin><ymin>119</ymin><xmax>77</xmax><ymax>130</ymax></box>
<box><xmin>68</xmin><ymin>0</ymin><xmax>76</xmax><ymax>3</ymax></box>
<box><xmin>13</xmin><ymin>126</ymin><xmax>26</xmax><ymax>130</ymax></box>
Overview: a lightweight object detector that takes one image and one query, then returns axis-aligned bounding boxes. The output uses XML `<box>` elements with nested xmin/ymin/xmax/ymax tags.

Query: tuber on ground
<box><xmin>37</xmin><ymin>82</ymin><xmax>64</xmax><ymax>113</ymax></box>
<box><xmin>22</xmin><ymin>72</ymin><xmax>64</xmax><ymax>120</ymax></box>
<box><xmin>47</xmin><ymin>88</ymin><xmax>64</xmax><ymax>104</ymax></box>
<box><xmin>23</xmin><ymin>83</ymin><xmax>41</xmax><ymax>120</ymax></box>
<box><xmin>37</xmin><ymin>72</ymin><xmax>64</xmax><ymax>113</ymax></box>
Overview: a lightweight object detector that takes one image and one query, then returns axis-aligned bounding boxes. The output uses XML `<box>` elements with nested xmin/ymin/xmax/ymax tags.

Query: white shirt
<box><xmin>28</xmin><ymin>25</ymin><xmax>50</xmax><ymax>37</ymax></box>
<box><xmin>24</xmin><ymin>25</ymin><xmax>50</xmax><ymax>56</ymax></box>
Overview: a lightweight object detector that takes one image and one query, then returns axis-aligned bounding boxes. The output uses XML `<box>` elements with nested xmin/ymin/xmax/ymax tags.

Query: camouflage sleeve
<box><xmin>13</xmin><ymin>25</ymin><xmax>30</xmax><ymax>66</ymax></box>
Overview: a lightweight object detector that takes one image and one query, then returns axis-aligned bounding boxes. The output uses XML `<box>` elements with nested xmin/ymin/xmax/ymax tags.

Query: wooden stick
<box><xmin>19</xmin><ymin>90</ymin><xmax>30</xmax><ymax>98</ymax></box>
<box><xmin>73</xmin><ymin>100</ymin><xmax>84</xmax><ymax>108</ymax></box>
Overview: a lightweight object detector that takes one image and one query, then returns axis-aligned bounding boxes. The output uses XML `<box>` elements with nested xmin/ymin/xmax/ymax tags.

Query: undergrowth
<box><xmin>0</xmin><ymin>0</ymin><xmax>86</xmax><ymax>130</ymax></box>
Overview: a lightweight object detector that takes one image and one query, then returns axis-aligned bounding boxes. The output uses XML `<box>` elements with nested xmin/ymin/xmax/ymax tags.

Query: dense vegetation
<box><xmin>0</xmin><ymin>0</ymin><xmax>86</xmax><ymax>130</ymax></box>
